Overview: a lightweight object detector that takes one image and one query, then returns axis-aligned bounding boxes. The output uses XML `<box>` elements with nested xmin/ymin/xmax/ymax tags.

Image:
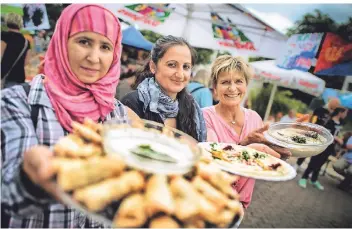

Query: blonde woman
<box><xmin>187</xmin><ymin>68</ymin><xmax>213</xmax><ymax>108</ymax></box>
<box><xmin>202</xmin><ymin>55</ymin><xmax>305</xmax><ymax>210</ymax></box>
<box><xmin>1</xmin><ymin>13</ymin><xmax>31</xmax><ymax>88</ymax></box>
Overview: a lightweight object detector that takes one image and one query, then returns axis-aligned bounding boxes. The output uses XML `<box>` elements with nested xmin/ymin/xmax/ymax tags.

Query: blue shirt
<box><xmin>343</xmin><ymin>136</ymin><xmax>352</xmax><ymax>164</ymax></box>
<box><xmin>187</xmin><ymin>82</ymin><xmax>213</xmax><ymax>108</ymax></box>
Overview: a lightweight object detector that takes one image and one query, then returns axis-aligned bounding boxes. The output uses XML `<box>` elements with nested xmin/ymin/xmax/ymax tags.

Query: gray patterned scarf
<box><xmin>137</xmin><ymin>77</ymin><xmax>179</xmax><ymax>120</ymax></box>
<box><xmin>137</xmin><ymin>77</ymin><xmax>207</xmax><ymax>142</ymax></box>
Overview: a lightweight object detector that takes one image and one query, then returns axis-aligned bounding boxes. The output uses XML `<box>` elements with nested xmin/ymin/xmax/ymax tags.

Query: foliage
<box><xmin>249</xmin><ymin>84</ymin><xmax>308</xmax><ymax>118</ymax></box>
<box><xmin>45</xmin><ymin>4</ymin><xmax>70</xmax><ymax>32</ymax></box>
<box><xmin>217</xmin><ymin>50</ymin><xmax>231</xmax><ymax>57</ymax></box>
<box><xmin>22</xmin><ymin>5</ymin><xmax>30</xmax><ymax>25</ymax></box>
<box><xmin>32</xmin><ymin>8</ymin><xmax>44</xmax><ymax>26</ymax></box>
<box><xmin>248</xmin><ymin>56</ymin><xmax>273</xmax><ymax>62</ymax></box>
<box><xmin>194</xmin><ymin>48</ymin><xmax>214</xmax><ymax>65</ymax></box>
<box><xmin>286</xmin><ymin>9</ymin><xmax>352</xmax><ymax>41</ymax></box>
<box><xmin>140</xmin><ymin>29</ymin><xmax>163</xmax><ymax>43</ymax></box>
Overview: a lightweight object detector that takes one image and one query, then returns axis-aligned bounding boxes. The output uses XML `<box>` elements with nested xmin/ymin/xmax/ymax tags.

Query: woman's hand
<box><xmin>239</xmin><ymin>125</ymin><xmax>291</xmax><ymax>159</ymax></box>
<box><xmin>247</xmin><ymin>143</ymin><xmax>281</xmax><ymax>158</ymax></box>
<box><xmin>22</xmin><ymin>145</ymin><xmax>58</xmax><ymax>197</ymax></box>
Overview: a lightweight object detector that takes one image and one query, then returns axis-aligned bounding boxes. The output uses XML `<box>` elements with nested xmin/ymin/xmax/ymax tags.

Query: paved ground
<box><xmin>240</xmin><ymin>158</ymin><xmax>352</xmax><ymax>228</ymax></box>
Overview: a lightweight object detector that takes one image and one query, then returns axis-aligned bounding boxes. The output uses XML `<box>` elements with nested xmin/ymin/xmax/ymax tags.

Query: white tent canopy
<box><xmin>103</xmin><ymin>4</ymin><xmax>287</xmax><ymax>59</ymax></box>
<box><xmin>250</xmin><ymin>60</ymin><xmax>326</xmax><ymax>120</ymax></box>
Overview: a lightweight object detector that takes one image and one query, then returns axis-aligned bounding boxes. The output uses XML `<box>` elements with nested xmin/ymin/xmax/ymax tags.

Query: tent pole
<box><xmin>182</xmin><ymin>4</ymin><xmax>194</xmax><ymax>40</ymax></box>
<box><xmin>264</xmin><ymin>83</ymin><xmax>277</xmax><ymax>121</ymax></box>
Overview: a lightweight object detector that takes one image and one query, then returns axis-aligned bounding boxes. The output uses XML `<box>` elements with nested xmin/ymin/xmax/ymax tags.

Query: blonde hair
<box><xmin>192</xmin><ymin>69</ymin><xmax>211</xmax><ymax>87</ymax></box>
<box><xmin>5</xmin><ymin>13</ymin><xmax>23</xmax><ymax>29</ymax></box>
<box><xmin>211</xmin><ymin>55</ymin><xmax>253</xmax><ymax>86</ymax></box>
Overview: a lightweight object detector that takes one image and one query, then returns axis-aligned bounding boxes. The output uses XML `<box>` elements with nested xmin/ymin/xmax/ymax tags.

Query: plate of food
<box><xmin>264</xmin><ymin>122</ymin><xmax>334</xmax><ymax>157</ymax></box>
<box><xmin>49</xmin><ymin>118</ymin><xmax>244</xmax><ymax>228</ymax></box>
<box><xmin>198</xmin><ymin>142</ymin><xmax>296</xmax><ymax>181</ymax></box>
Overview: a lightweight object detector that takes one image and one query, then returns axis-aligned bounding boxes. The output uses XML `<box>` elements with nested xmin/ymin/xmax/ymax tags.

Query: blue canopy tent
<box><xmin>322</xmin><ymin>88</ymin><xmax>352</xmax><ymax>109</ymax></box>
<box><xmin>122</xmin><ymin>26</ymin><xmax>153</xmax><ymax>51</ymax></box>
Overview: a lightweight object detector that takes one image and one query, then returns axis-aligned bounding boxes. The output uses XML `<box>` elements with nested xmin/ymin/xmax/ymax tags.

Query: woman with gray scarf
<box><xmin>121</xmin><ymin>35</ymin><xmax>206</xmax><ymax>142</ymax></box>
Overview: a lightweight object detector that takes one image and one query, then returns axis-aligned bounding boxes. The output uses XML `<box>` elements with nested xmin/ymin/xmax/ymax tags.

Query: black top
<box><xmin>121</xmin><ymin>90</ymin><xmax>164</xmax><ymax>124</ymax></box>
<box><xmin>1</xmin><ymin>31</ymin><xmax>30</xmax><ymax>84</ymax></box>
<box><xmin>324</xmin><ymin>118</ymin><xmax>343</xmax><ymax>153</ymax></box>
<box><xmin>312</xmin><ymin>106</ymin><xmax>330</xmax><ymax>126</ymax></box>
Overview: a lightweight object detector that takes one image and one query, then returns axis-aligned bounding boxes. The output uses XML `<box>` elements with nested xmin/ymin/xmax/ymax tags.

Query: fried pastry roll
<box><xmin>53</xmin><ymin>134</ymin><xmax>84</xmax><ymax>157</ymax></box>
<box><xmin>149</xmin><ymin>216</ymin><xmax>180</xmax><ymax>228</ymax></box>
<box><xmin>191</xmin><ymin>176</ymin><xmax>228</xmax><ymax>209</ymax></box>
<box><xmin>145</xmin><ymin>175</ymin><xmax>175</xmax><ymax>216</ymax></box>
<box><xmin>184</xmin><ymin>216</ymin><xmax>205</xmax><ymax>228</ymax></box>
<box><xmin>196</xmin><ymin>162</ymin><xmax>240</xmax><ymax>200</ymax></box>
<box><xmin>56</xmin><ymin>156</ymin><xmax>125</xmax><ymax>191</ymax></box>
<box><xmin>169</xmin><ymin>176</ymin><xmax>200</xmax><ymax>220</ymax></box>
<box><xmin>83</xmin><ymin>118</ymin><xmax>102</xmax><ymax>133</ymax></box>
<box><xmin>113</xmin><ymin>193</ymin><xmax>147</xmax><ymax>228</ymax></box>
<box><xmin>72</xmin><ymin>121</ymin><xmax>102</xmax><ymax>144</ymax></box>
<box><xmin>74</xmin><ymin>171</ymin><xmax>145</xmax><ymax>211</ymax></box>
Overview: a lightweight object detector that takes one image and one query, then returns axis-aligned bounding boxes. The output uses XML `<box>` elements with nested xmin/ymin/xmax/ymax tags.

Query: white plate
<box><xmin>198</xmin><ymin>142</ymin><xmax>297</xmax><ymax>182</ymax></box>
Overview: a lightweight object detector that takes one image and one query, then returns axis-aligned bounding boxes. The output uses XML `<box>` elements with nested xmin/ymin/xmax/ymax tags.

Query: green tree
<box><xmin>140</xmin><ymin>29</ymin><xmax>163</xmax><ymax>43</ymax></box>
<box><xmin>286</xmin><ymin>9</ymin><xmax>338</xmax><ymax>37</ymax></box>
<box><xmin>249</xmin><ymin>84</ymin><xmax>308</xmax><ymax>118</ymax></box>
<box><xmin>286</xmin><ymin>9</ymin><xmax>351</xmax><ymax>42</ymax></box>
<box><xmin>248</xmin><ymin>56</ymin><xmax>272</xmax><ymax>62</ymax></box>
<box><xmin>45</xmin><ymin>4</ymin><xmax>70</xmax><ymax>32</ymax></box>
<box><xmin>194</xmin><ymin>48</ymin><xmax>214</xmax><ymax>65</ymax></box>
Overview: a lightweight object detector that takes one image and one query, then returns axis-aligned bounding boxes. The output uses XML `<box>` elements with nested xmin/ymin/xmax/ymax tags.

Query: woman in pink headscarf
<box><xmin>1</xmin><ymin>4</ymin><xmax>139</xmax><ymax>228</ymax></box>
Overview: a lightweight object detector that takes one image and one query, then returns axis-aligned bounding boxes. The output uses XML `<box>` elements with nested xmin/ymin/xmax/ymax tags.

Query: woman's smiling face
<box><xmin>151</xmin><ymin>45</ymin><xmax>193</xmax><ymax>99</ymax></box>
<box><xmin>215</xmin><ymin>71</ymin><xmax>247</xmax><ymax>107</ymax></box>
<box><xmin>67</xmin><ymin>31</ymin><xmax>114</xmax><ymax>84</ymax></box>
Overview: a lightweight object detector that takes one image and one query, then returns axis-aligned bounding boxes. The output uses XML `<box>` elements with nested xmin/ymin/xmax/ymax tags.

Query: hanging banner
<box><xmin>211</xmin><ymin>12</ymin><xmax>256</xmax><ymax>51</ymax></box>
<box><xmin>314</xmin><ymin>33</ymin><xmax>352</xmax><ymax>76</ymax></box>
<box><xmin>115</xmin><ymin>4</ymin><xmax>172</xmax><ymax>27</ymax></box>
<box><xmin>276</xmin><ymin>33</ymin><xmax>324</xmax><ymax>71</ymax></box>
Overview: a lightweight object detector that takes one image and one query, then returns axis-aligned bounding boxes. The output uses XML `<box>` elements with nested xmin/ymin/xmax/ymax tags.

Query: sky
<box><xmin>242</xmin><ymin>4</ymin><xmax>352</xmax><ymax>34</ymax></box>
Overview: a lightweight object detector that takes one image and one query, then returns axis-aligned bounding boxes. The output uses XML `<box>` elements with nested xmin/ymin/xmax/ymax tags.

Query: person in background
<box><xmin>187</xmin><ymin>68</ymin><xmax>213</xmax><ymax>108</ymax></box>
<box><xmin>121</xmin><ymin>35</ymin><xmax>207</xmax><ymax>142</ymax></box>
<box><xmin>294</xmin><ymin>98</ymin><xmax>341</xmax><ymax>171</ymax></box>
<box><xmin>41</xmin><ymin>30</ymin><xmax>50</xmax><ymax>52</ymax></box>
<box><xmin>34</xmin><ymin>30</ymin><xmax>46</xmax><ymax>54</ymax></box>
<box><xmin>298</xmin><ymin>107</ymin><xmax>348</xmax><ymax>191</ymax></box>
<box><xmin>1</xmin><ymin>13</ymin><xmax>31</xmax><ymax>88</ymax></box>
<box><xmin>1</xmin><ymin>4</ymin><xmax>139</xmax><ymax>228</ymax></box>
<box><xmin>264</xmin><ymin>115</ymin><xmax>276</xmax><ymax>126</ymax></box>
<box><xmin>333</xmin><ymin>132</ymin><xmax>352</xmax><ymax>192</ymax></box>
<box><xmin>280</xmin><ymin>109</ymin><xmax>296</xmax><ymax>122</ymax></box>
<box><xmin>275</xmin><ymin>111</ymin><xmax>283</xmax><ymax>122</ymax></box>
<box><xmin>202</xmin><ymin>55</ymin><xmax>296</xmax><ymax>210</ymax></box>
<box><xmin>115</xmin><ymin>70</ymin><xmax>136</xmax><ymax>100</ymax></box>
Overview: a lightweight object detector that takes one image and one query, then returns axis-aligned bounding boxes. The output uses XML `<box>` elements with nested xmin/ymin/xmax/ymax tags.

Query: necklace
<box><xmin>230</xmin><ymin>120</ymin><xmax>236</xmax><ymax>125</ymax></box>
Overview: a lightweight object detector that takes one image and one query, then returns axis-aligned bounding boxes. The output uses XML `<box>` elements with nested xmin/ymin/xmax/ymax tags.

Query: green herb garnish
<box><xmin>254</xmin><ymin>152</ymin><xmax>266</xmax><ymax>159</ymax></box>
<box><xmin>210</xmin><ymin>142</ymin><xmax>218</xmax><ymax>151</ymax></box>
<box><xmin>304</xmin><ymin>131</ymin><xmax>318</xmax><ymax>139</ymax></box>
<box><xmin>242</xmin><ymin>151</ymin><xmax>250</xmax><ymax>161</ymax></box>
<box><xmin>131</xmin><ymin>144</ymin><xmax>177</xmax><ymax>163</ymax></box>
<box><xmin>291</xmin><ymin>135</ymin><xmax>307</xmax><ymax>144</ymax></box>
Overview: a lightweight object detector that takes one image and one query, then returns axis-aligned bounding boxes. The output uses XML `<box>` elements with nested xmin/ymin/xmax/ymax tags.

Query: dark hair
<box><xmin>7</xmin><ymin>23</ymin><xmax>20</xmax><ymax>30</ymax></box>
<box><xmin>331</xmin><ymin>107</ymin><xmax>346</xmax><ymax>118</ymax></box>
<box><xmin>132</xmin><ymin>35</ymin><xmax>199</xmax><ymax>140</ymax></box>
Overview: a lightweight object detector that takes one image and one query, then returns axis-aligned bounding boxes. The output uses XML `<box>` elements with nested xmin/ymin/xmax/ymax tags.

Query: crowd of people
<box><xmin>1</xmin><ymin>4</ymin><xmax>350</xmax><ymax>229</ymax></box>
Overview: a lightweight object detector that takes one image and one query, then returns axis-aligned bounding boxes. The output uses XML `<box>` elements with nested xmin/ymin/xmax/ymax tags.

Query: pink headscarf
<box><xmin>43</xmin><ymin>4</ymin><xmax>122</xmax><ymax>132</ymax></box>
